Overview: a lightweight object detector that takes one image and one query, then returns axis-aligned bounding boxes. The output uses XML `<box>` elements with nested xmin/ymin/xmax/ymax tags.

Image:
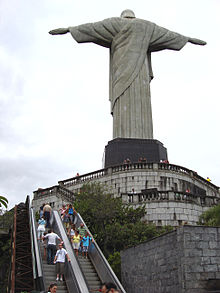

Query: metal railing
<box><xmin>76</xmin><ymin>213</ymin><xmax>126</xmax><ymax>293</ymax></box>
<box><xmin>29</xmin><ymin>207</ymin><xmax>45</xmax><ymax>292</ymax></box>
<box><xmin>52</xmin><ymin>211</ymin><xmax>90</xmax><ymax>293</ymax></box>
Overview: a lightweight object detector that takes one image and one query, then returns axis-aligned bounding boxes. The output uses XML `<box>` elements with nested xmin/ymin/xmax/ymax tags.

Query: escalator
<box><xmin>30</xmin><ymin>207</ymin><xmax>89</xmax><ymax>293</ymax></box>
<box><xmin>30</xmin><ymin>206</ymin><xmax>126</xmax><ymax>293</ymax></box>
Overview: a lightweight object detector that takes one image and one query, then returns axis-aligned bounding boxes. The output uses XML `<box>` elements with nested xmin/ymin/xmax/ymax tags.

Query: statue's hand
<box><xmin>188</xmin><ymin>38</ymin><xmax>206</xmax><ymax>46</ymax></box>
<box><xmin>49</xmin><ymin>28</ymin><xmax>69</xmax><ymax>35</ymax></box>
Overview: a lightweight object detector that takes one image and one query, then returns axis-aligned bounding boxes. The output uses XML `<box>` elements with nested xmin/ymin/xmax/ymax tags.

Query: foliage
<box><xmin>108</xmin><ymin>251</ymin><xmax>121</xmax><ymax>278</ymax></box>
<box><xmin>35</xmin><ymin>211</ymin><xmax>40</xmax><ymax>222</ymax></box>
<box><xmin>0</xmin><ymin>209</ymin><xmax>13</xmax><ymax>292</ymax></box>
<box><xmin>0</xmin><ymin>196</ymin><xmax>8</xmax><ymax>209</ymax></box>
<box><xmin>0</xmin><ymin>208</ymin><xmax>14</xmax><ymax>232</ymax></box>
<box><xmin>0</xmin><ymin>235</ymin><xmax>11</xmax><ymax>292</ymax></box>
<box><xmin>199</xmin><ymin>204</ymin><xmax>220</xmax><ymax>226</ymax></box>
<box><xmin>74</xmin><ymin>182</ymin><xmax>173</xmax><ymax>278</ymax></box>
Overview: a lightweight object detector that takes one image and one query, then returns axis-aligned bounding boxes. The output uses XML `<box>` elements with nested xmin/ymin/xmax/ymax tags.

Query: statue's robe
<box><xmin>69</xmin><ymin>17</ymin><xmax>188</xmax><ymax>139</ymax></box>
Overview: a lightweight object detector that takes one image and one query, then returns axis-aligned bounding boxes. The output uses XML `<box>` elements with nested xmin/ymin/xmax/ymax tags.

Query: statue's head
<box><xmin>120</xmin><ymin>9</ymin><xmax>135</xmax><ymax>19</ymax></box>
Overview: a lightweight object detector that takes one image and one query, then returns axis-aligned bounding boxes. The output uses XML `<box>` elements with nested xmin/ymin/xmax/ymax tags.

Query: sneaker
<box><xmin>60</xmin><ymin>276</ymin><xmax>63</xmax><ymax>282</ymax></box>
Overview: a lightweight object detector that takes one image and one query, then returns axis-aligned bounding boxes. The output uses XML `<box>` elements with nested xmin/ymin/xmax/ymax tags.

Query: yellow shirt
<box><xmin>72</xmin><ymin>234</ymin><xmax>80</xmax><ymax>243</ymax></box>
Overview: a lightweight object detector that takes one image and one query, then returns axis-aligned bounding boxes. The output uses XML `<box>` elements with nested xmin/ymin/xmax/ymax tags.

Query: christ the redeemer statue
<box><xmin>49</xmin><ymin>9</ymin><xmax>206</xmax><ymax>140</ymax></box>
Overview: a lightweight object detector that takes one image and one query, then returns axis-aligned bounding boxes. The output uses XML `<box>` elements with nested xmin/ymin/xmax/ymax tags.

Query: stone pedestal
<box><xmin>104</xmin><ymin>138</ymin><xmax>168</xmax><ymax>168</ymax></box>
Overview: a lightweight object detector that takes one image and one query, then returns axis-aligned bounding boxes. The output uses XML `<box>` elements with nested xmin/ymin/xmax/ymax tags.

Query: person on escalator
<box><xmin>48</xmin><ymin>283</ymin><xmax>57</xmax><ymax>293</ymax></box>
<box><xmin>43</xmin><ymin>202</ymin><xmax>52</xmax><ymax>228</ymax></box>
<box><xmin>82</xmin><ymin>231</ymin><xmax>93</xmax><ymax>258</ymax></box>
<box><xmin>98</xmin><ymin>282</ymin><xmax>119</xmax><ymax>293</ymax></box>
<box><xmin>68</xmin><ymin>204</ymin><xmax>77</xmax><ymax>224</ymax></box>
<box><xmin>71</xmin><ymin>229</ymin><xmax>81</xmax><ymax>256</ymax></box>
<box><xmin>54</xmin><ymin>243</ymin><xmax>71</xmax><ymax>282</ymax></box>
<box><xmin>37</xmin><ymin>216</ymin><xmax>46</xmax><ymax>241</ymax></box>
<box><xmin>68</xmin><ymin>223</ymin><xmax>76</xmax><ymax>240</ymax></box>
<box><xmin>105</xmin><ymin>282</ymin><xmax>119</xmax><ymax>293</ymax></box>
<box><xmin>78</xmin><ymin>222</ymin><xmax>87</xmax><ymax>253</ymax></box>
<box><xmin>43</xmin><ymin>229</ymin><xmax>62</xmax><ymax>264</ymax></box>
<box><xmin>98</xmin><ymin>283</ymin><xmax>107</xmax><ymax>293</ymax></box>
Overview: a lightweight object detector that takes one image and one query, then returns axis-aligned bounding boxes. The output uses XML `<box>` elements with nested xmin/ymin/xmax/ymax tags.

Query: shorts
<box><xmin>82</xmin><ymin>246</ymin><xmax>89</xmax><ymax>252</ymax></box>
<box><xmin>72</xmin><ymin>242</ymin><xmax>80</xmax><ymax>250</ymax></box>
<box><xmin>56</xmin><ymin>262</ymin><xmax>65</xmax><ymax>274</ymax></box>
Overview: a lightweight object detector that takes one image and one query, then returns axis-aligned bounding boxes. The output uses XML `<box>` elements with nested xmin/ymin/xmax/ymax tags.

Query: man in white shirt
<box><xmin>54</xmin><ymin>243</ymin><xmax>70</xmax><ymax>282</ymax></box>
<box><xmin>43</xmin><ymin>229</ymin><xmax>61</xmax><ymax>264</ymax></box>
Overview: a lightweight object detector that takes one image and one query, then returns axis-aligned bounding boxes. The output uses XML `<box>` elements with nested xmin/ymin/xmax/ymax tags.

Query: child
<box><xmin>54</xmin><ymin>243</ymin><xmax>70</xmax><ymax>282</ymax></box>
<box><xmin>68</xmin><ymin>204</ymin><xmax>76</xmax><ymax>224</ymax></box>
<box><xmin>82</xmin><ymin>232</ymin><xmax>93</xmax><ymax>258</ymax></box>
<box><xmin>68</xmin><ymin>223</ymin><xmax>76</xmax><ymax>240</ymax></box>
<box><xmin>71</xmin><ymin>230</ymin><xmax>81</xmax><ymax>256</ymax></box>
<box><xmin>37</xmin><ymin>216</ymin><xmax>46</xmax><ymax>241</ymax></box>
<box><xmin>62</xmin><ymin>210</ymin><xmax>69</xmax><ymax>230</ymax></box>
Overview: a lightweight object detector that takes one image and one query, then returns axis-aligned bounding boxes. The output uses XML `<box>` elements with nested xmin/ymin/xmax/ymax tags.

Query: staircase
<box><xmin>40</xmin><ymin>242</ymin><xmax>68</xmax><ymax>293</ymax></box>
<box><xmin>77</xmin><ymin>254</ymin><xmax>101</xmax><ymax>293</ymax></box>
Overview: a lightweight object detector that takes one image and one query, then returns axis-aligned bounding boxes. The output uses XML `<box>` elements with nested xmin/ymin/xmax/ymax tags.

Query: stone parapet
<box><xmin>32</xmin><ymin>162</ymin><xmax>220</xmax><ymax>226</ymax></box>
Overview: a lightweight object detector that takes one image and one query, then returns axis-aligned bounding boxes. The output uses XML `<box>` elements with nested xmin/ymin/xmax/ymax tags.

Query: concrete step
<box><xmin>79</xmin><ymin>265</ymin><xmax>95</xmax><ymax>271</ymax></box>
<box><xmin>76</xmin><ymin>253</ymin><xmax>101</xmax><ymax>291</ymax></box>
<box><xmin>85</xmin><ymin>276</ymin><xmax>100</xmax><ymax>282</ymax></box>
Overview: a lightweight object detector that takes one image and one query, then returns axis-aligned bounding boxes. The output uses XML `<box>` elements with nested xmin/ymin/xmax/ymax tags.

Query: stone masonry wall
<box><xmin>121</xmin><ymin>226</ymin><xmax>220</xmax><ymax>293</ymax></box>
<box><xmin>121</xmin><ymin>230</ymin><xmax>182</xmax><ymax>293</ymax></box>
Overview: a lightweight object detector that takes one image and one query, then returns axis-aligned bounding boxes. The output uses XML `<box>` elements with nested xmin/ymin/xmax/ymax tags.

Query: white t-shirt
<box><xmin>70</xmin><ymin>229</ymin><xmax>75</xmax><ymax>237</ymax></box>
<box><xmin>55</xmin><ymin>248</ymin><xmax>67</xmax><ymax>263</ymax></box>
<box><xmin>44</xmin><ymin>232</ymin><xmax>60</xmax><ymax>245</ymax></box>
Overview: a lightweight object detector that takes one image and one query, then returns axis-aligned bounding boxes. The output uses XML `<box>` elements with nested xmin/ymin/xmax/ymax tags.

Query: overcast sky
<box><xmin>0</xmin><ymin>0</ymin><xmax>219</xmax><ymax>209</ymax></box>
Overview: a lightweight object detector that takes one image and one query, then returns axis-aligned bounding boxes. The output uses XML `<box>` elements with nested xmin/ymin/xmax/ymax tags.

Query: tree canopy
<box><xmin>199</xmin><ymin>204</ymin><xmax>220</xmax><ymax>226</ymax></box>
<box><xmin>74</xmin><ymin>182</ymin><xmax>172</xmax><ymax>265</ymax></box>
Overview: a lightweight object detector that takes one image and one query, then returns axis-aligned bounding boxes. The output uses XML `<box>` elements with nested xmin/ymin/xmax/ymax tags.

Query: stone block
<box><xmin>202</xmin><ymin>249</ymin><xmax>217</xmax><ymax>257</ymax></box>
<box><xmin>199</xmin><ymin>271</ymin><xmax>216</xmax><ymax>280</ymax></box>
<box><xmin>204</xmin><ymin>264</ymin><xmax>218</xmax><ymax>272</ymax></box>
<box><xmin>177</xmin><ymin>214</ymin><xmax>188</xmax><ymax>221</ymax></box>
<box><xmin>168</xmin><ymin>202</ymin><xmax>178</xmax><ymax>208</ymax></box>
<box><xmin>209</xmin><ymin>241</ymin><xmax>218</xmax><ymax>249</ymax></box>
<box><xmin>184</xmin><ymin>248</ymin><xmax>203</xmax><ymax>257</ymax></box>
<box><xmin>196</xmin><ymin>241</ymin><xmax>209</xmax><ymax>249</ymax></box>
<box><xmin>174</xmin><ymin>207</ymin><xmax>184</xmax><ymax>214</ymax></box>
<box><xmin>148</xmin><ymin>202</ymin><xmax>159</xmax><ymax>208</ymax></box>
<box><xmin>201</xmin><ymin>256</ymin><xmax>211</xmax><ymax>265</ymax></box>
<box><xmin>202</xmin><ymin>232</ymin><xmax>217</xmax><ymax>242</ymax></box>
<box><xmin>210</xmin><ymin>256</ymin><xmax>220</xmax><ymax>265</ymax></box>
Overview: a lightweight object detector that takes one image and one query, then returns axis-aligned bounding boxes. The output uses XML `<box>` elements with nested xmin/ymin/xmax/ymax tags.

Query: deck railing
<box><xmin>124</xmin><ymin>190</ymin><xmax>220</xmax><ymax>207</ymax></box>
<box><xmin>33</xmin><ymin>162</ymin><xmax>219</xmax><ymax>198</ymax></box>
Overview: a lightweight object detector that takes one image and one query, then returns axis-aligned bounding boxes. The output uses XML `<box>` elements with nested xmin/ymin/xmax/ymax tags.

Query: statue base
<box><xmin>104</xmin><ymin>138</ymin><xmax>168</xmax><ymax>168</ymax></box>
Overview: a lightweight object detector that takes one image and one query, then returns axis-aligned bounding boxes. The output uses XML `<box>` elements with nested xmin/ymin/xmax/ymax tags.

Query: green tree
<box><xmin>199</xmin><ymin>204</ymin><xmax>220</xmax><ymax>226</ymax></box>
<box><xmin>0</xmin><ymin>208</ymin><xmax>13</xmax><ymax>292</ymax></box>
<box><xmin>74</xmin><ymin>182</ymin><xmax>173</xmax><ymax>275</ymax></box>
<box><xmin>0</xmin><ymin>196</ymin><xmax>8</xmax><ymax>209</ymax></box>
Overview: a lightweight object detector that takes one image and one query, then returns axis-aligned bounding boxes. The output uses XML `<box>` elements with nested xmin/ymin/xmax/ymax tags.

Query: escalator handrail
<box><xmin>76</xmin><ymin>213</ymin><xmax>126</xmax><ymax>293</ymax></box>
<box><xmin>53</xmin><ymin>211</ymin><xmax>90</xmax><ymax>293</ymax></box>
<box><xmin>30</xmin><ymin>207</ymin><xmax>45</xmax><ymax>291</ymax></box>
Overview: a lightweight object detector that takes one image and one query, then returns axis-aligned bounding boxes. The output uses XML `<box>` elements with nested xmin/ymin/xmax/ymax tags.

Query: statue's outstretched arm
<box><xmin>188</xmin><ymin>37</ymin><xmax>206</xmax><ymax>46</ymax></box>
<box><xmin>49</xmin><ymin>28</ymin><xmax>70</xmax><ymax>35</ymax></box>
